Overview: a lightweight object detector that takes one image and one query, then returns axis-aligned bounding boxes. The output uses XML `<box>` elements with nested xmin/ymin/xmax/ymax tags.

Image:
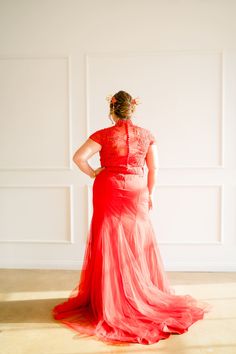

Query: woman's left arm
<box><xmin>72</xmin><ymin>138</ymin><xmax>104</xmax><ymax>178</ymax></box>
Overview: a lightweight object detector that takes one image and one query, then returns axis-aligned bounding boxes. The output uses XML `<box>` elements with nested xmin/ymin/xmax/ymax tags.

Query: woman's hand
<box><xmin>94</xmin><ymin>166</ymin><xmax>106</xmax><ymax>177</ymax></box>
<box><xmin>148</xmin><ymin>194</ymin><xmax>154</xmax><ymax>210</ymax></box>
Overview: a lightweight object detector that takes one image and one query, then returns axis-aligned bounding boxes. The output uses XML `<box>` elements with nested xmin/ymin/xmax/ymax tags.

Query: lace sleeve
<box><xmin>149</xmin><ymin>131</ymin><xmax>157</xmax><ymax>145</ymax></box>
<box><xmin>89</xmin><ymin>129</ymin><xmax>103</xmax><ymax>145</ymax></box>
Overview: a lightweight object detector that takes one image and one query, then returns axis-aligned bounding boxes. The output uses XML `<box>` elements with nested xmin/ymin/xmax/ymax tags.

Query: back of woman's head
<box><xmin>110</xmin><ymin>90</ymin><xmax>135</xmax><ymax>119</ymax></box>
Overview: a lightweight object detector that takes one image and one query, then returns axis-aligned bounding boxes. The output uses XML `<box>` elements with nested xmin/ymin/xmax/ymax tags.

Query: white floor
<box><xmin>0</xmin><ymin>269</ymin><xmax>235</xmax><ymax>354</ymax></box>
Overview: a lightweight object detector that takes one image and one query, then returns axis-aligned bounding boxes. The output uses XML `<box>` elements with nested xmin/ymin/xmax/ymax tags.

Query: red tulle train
<box><xmin>52</xmin><ymin>167</ymin><xmax>211</xmax><ymax>345</ymax></box>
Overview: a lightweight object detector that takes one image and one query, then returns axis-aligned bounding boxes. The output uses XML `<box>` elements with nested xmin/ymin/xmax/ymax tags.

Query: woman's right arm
<box><xmin>145</xmin><ymin>143</ymin><xmax>159</xmax><ymax>209</ymax></box>
<box><xmin>72</xmin><ymin>138</ymin><xmax>103</xmax><ymax>178</ymax></box>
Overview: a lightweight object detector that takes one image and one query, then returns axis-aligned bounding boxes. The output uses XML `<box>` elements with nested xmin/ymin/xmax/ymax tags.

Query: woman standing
<box><xmin>52</xmin><ymin>90</ymin><xmax>210</xmax><ymax>345</ymax></box>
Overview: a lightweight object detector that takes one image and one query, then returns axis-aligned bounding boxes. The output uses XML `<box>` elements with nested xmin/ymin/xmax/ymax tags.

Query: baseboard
<box><xmin>0</xmin><ymin>260</ymin><xmax>236</xmax><ymax>272</ymax></box>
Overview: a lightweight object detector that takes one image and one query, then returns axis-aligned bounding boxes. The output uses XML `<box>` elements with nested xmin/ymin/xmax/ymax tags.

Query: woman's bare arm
<box><xmin>145</xmin><ymin>143</ymin><xmax>159</xmax><ymax>209</ymax></box>
<box><xmin>72</xmin><ymin>138</ymin><xmax>104</xmax><ymax>178</ymax></box>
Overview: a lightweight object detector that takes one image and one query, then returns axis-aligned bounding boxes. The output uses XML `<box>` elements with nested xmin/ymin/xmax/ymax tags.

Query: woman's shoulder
<box><xmin>133</xmin><ymin>124</ymin><xmax>157</xmax><ymax>145</ymax></box>
<box><xmin>89</xmin><ymin>123</ymin><xmax>156</xmax><ymax>142</ymax></box>
<box><xmin>133</xmin><ymin>123</ymin><xmax>155</xmax><ymax>135</ymax></box>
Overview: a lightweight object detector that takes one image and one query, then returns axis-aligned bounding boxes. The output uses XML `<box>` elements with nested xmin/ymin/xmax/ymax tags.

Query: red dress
<box><xmin>51</xmin><ymin>118</ymin><xmax>211</xmax><ymax>345</ymax></box>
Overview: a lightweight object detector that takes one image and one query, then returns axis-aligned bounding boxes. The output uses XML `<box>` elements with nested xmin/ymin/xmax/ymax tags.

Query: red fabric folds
<box><xmin>52</xmin><ymin>119</ymin><xmax>211</xmax><ymax>345</ymax></box>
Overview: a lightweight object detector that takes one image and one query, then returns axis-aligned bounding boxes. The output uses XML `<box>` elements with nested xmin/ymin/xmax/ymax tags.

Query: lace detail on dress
<box><xmin>89</xmin><ymin>119</ymin><xmax>156</xmax><ymax>170</ymax></box>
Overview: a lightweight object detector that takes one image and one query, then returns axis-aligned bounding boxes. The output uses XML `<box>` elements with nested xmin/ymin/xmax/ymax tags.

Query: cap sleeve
<box><xmin>149</xmin><ymin>131</ymin><xmax>157</xmax><ymax>145</ymax></box>
<box><xmin>89</xmin><ymin>129</ymin><xmax>103</xmax><ymax>145</ymax></box>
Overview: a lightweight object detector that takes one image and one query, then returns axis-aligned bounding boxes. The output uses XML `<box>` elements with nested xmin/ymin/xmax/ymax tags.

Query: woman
<box><xmin>52</xmin><ymin>90</ymin><xmax>210</xmax><ymax>345</ymax></box>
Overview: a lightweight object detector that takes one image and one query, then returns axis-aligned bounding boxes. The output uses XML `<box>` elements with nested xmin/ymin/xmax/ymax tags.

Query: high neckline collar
<box><xmin>115</xmin><ymin>118</ymin><xmax>134</xmax><ymax>127</ymax></box>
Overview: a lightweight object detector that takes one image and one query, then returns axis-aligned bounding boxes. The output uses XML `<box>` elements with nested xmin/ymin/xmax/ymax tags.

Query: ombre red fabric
<box><xmin>52</xmin><ymin>118</ymin><xmax>211</xmax><ymax>345</ymax></box>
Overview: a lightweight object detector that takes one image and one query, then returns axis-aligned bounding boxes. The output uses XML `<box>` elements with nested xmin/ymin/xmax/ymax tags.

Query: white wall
<box><xmin>0</xmin><ymin>0</ymin><xmax>236</xmax><ymax>270</ymax></box>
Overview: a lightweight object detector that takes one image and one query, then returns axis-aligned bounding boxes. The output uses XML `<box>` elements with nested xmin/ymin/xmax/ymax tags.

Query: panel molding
<box><xmin>86</xmin><ymin>184</ymin><xmax>93</xmax><ymax>242</ymax></box>
<box><xmin>86</xmin><ymin>50</ymin><xmax>224</xmax><ymax>169</ymax></box>
<box><xmin>154</xmin><ymin>184</ymin><xmax>223</xmax><ymax>246</ymax></box>
<box><xmin>0</xmin><ymin>184</ymin><xmax>74</xmax><ymax>244</ymax></box>
<box><xmin>85</xmin><ymin>181</ymin><xmax>223</xmax><ymax>246</ymax></box>
<box><xmin>0</xmin><ymin>56</ymin><xmax>73</xmax><ymax>171</ymax></box>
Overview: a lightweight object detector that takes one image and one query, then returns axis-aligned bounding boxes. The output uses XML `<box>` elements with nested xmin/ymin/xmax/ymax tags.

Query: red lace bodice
<box><xmin>89</xmin><ymin>119</ymin><xmax>156</xmax><ymax>173</ymax></box>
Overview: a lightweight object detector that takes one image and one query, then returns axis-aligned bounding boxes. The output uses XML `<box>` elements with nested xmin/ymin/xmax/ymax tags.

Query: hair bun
<box><xmin>107</xmin><ymin>90</ymin><xmax>139</xmax><ymax>119</ymax></box>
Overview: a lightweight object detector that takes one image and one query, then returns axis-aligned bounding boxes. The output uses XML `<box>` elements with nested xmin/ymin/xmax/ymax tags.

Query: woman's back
<box><xmin>89</xmin><ymin>118</ymin><xmax>156</xmax><ymax>174</ymax></box>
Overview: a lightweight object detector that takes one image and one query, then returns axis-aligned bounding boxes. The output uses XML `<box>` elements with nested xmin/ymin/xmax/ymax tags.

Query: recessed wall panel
<box><xmin>87</xmin><ymin>52</ymin><xmax>222</xmax><ymax>167</ymax></box>
<box><xmin>150</xmin><ymin>185</ymin><xmax>222</xmax><ymax>245</ymax></box>
<box><xmin>0</xmin><ymin>58</ymin><xmax>70</xmax><ymax>169</ymax></box>
<box><xmin>0</xmin><ymin>186</ymin><xmax>71</xmax><ymax>243</ymax></box>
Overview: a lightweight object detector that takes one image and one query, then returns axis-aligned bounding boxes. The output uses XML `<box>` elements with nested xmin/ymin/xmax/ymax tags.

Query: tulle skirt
<box><xmin>51</xmin><ymin>167</ymin><xmax>211</xmax><ymax>345</ymax></box>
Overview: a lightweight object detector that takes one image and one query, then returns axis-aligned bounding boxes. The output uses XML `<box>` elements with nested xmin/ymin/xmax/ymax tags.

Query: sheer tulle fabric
<box><xmin>52</xmin><ymin>119</ymin><xmax>211</xmax><ymax>345</ymax></box>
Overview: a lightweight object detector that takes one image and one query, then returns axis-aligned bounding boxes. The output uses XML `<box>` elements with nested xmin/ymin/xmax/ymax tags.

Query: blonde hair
<box><xmin>109</xmin><ymin>90</ymin><xmax>135</xmax><ymax>119</ymax></box>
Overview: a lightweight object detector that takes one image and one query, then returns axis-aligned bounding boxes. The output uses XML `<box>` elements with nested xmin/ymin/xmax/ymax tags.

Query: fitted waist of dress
<box><xmin>104</xmin><ymin>165</ymin><xmax>144</xmax><ymax>175</ymax></box>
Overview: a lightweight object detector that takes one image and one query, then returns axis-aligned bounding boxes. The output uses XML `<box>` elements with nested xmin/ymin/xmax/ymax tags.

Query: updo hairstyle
<box><xmin>109</xmin><ymin>90</ymin><xmax>136</xmax><ymax>120</ymax></box>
